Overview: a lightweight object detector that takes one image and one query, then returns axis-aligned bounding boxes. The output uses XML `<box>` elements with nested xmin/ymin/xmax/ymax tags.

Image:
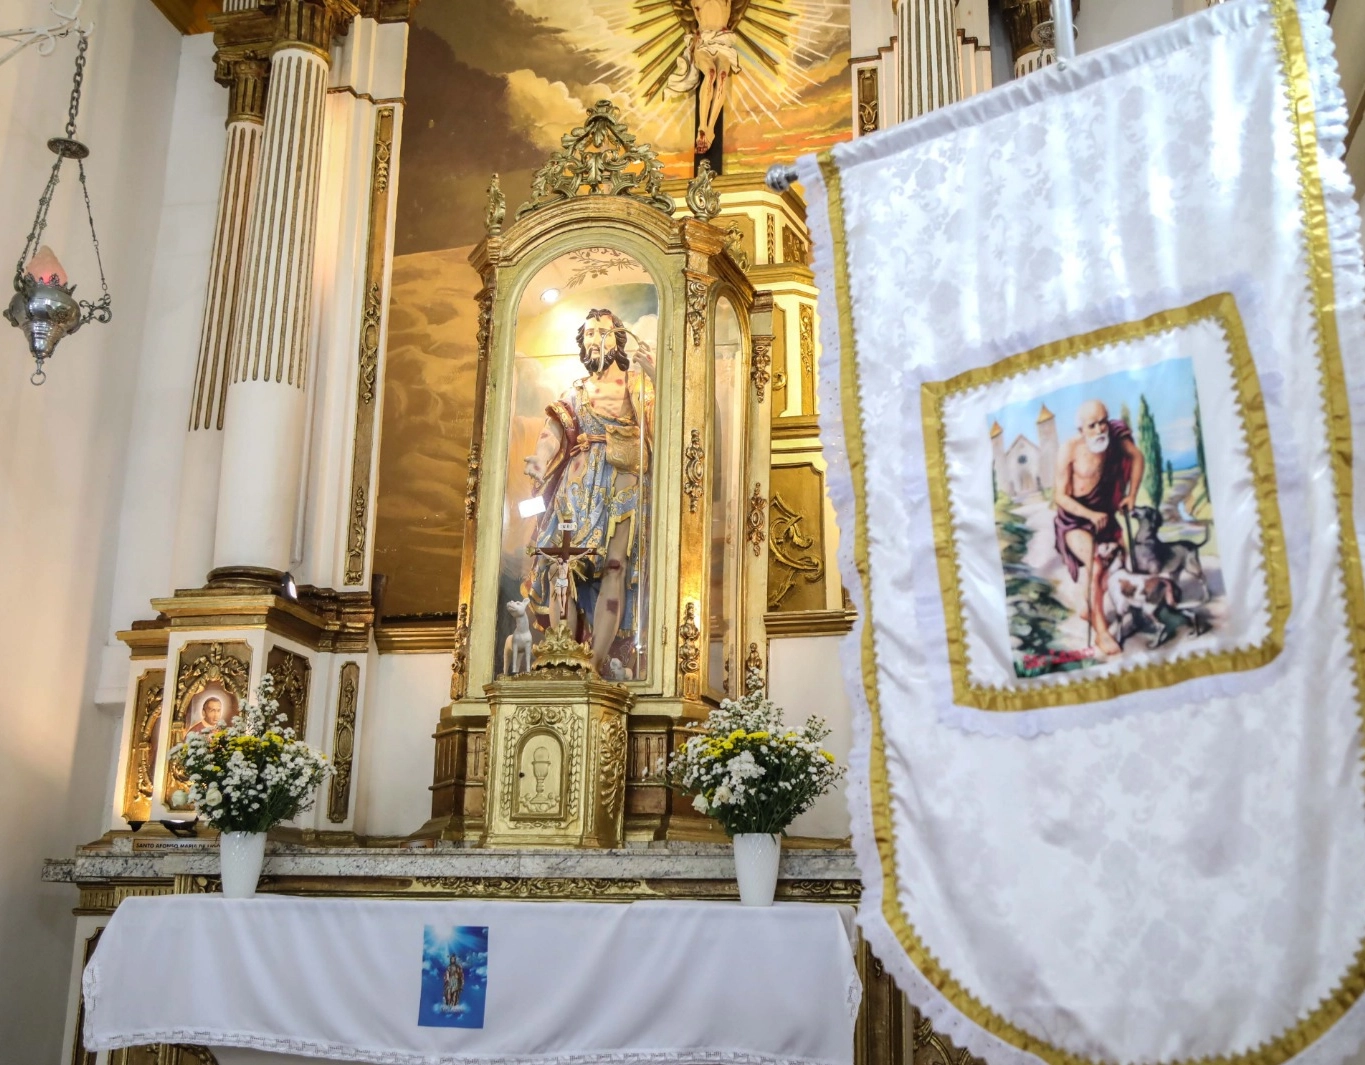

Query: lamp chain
<box><xmin>12</xmin><ymin>30</ymin><xmax>109</xmax><ymax>324</ymax></box>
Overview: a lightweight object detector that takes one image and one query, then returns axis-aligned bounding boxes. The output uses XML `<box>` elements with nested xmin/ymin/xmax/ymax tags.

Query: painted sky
<box><xmin>395</xmin><ymin>0</ymin><xmax>851</xmax><ymax>254</ymax></box>
<box><xmin>991</xmin><ymin>357</ymin><xmax>1204</xmax><ymax>470</ymax></box>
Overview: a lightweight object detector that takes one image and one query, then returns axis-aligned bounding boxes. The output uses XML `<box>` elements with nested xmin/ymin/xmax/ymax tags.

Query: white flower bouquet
<box><xmin>170</xmin><ymin>676</ymin><xmax>331</xmax><ymax>833</ymax></box>
<box><xmin>663</xmin><ymin>677</ymin><xmax>845</xmax><ymax>836</ymax></box>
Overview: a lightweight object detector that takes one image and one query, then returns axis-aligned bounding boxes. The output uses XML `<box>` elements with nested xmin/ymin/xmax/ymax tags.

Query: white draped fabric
<box><xmin>800</xmin><ymin>2</ymin><xmax>1365</xmax><ymax>1064</ymax></box>
<box><xmin>82</xmin><ymin>897</ymin><xmax>861</xmax><ymax>1065</ymax></box>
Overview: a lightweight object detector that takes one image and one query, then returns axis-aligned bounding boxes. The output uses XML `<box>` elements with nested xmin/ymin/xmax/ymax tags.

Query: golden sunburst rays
<box><xmin>587</xmin><ymin>0</ymin><xmax>846</xmax><ymax>133</ymax></box>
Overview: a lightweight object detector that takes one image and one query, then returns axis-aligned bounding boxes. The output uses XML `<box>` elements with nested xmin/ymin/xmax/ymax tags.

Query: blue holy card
<box><xmin>419</xmin><ymin>925</ymin><xmax>489</xmax><ymax>1028</ymax></box>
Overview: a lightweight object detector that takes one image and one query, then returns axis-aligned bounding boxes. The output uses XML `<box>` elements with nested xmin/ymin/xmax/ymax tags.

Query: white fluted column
<box><xmin>898</xmin><ymin>0</ymin><xmax>962</xmax><ymax>118</ymax></box>
<box><xmin>213</xmin><ymin>1</ymin><xmax>355</xmax><ymax>580</ymax></box>
<box><xmin>171</xmin><ymin>57</ymin><xmax>267</xmax><ymax>589</ymax></box>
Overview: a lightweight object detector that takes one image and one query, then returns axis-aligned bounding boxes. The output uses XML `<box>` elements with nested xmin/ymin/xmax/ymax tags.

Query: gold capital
<box><xmin>268</xmin><ymin>0</ymin><xmax>361</xmax><ymax>60</ymax></box>
<box><xmin>215</xmin><ymin>53</ymin><xmax>270</xmax><ymax>124</ymax></box>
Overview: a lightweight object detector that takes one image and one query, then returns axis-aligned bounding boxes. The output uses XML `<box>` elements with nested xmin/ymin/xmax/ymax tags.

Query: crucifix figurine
<box><xmin>533</xmin><ymin>529</ymin><xmax>599</xmax><ymax>635</ymax></box>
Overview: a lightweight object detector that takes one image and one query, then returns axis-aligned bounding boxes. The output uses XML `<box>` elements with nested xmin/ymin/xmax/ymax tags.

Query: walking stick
<box><xmin>1122</xmin><ymin>507</ymin><xmax>1135</xmax><ymax>572</ymax></box>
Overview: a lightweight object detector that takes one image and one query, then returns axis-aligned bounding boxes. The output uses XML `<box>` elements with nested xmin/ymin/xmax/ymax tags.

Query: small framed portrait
<box><xmin>183</xmin><ymin>683</ymin><xmax>239</xmax><ymax>738</ymax></box>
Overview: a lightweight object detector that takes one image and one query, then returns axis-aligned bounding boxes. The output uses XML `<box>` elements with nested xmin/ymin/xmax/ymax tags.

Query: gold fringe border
<box><xmin>820</xmin><ymin>0</ymin><xmax>1365</xmax><ymax>1060</ymax></box>
<box><xmin>920</xmin><ymin>293</ymin><xmax>1290</xmax><ymax>711</ymax></box>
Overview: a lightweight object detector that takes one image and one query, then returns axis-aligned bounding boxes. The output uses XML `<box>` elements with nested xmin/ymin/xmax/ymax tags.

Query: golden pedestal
<box><xmin>482</xmin><ymin>626</ymin><xmax>633</xmax><ymax>848</ymax></box>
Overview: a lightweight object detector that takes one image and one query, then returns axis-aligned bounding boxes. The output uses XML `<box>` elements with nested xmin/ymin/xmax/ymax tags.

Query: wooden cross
<box><xmin>534</xmin><ymin>529</ymin><xmax>598</xmax><ymax>566</ymax></box>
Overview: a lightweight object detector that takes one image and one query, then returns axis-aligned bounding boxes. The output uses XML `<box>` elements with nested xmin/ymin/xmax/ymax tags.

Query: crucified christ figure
<box><xmin>666</xmin><ymin>0</ymin><xmax>739</xmax><ymax>154</ymax></box>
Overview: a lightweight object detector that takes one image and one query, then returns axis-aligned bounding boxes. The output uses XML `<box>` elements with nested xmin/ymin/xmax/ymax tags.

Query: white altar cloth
<box><xmin>82</xmin><ymin>896</ymin><xmax>862</xmax><ymax>1065</ymax></box>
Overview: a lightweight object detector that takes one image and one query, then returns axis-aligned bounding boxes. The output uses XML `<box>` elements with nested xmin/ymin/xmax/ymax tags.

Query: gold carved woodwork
<box><xmin>723</xmin><ymin>221</ymin><xmax>751</xmax><ymax>271</ymax></box>
<box><xmin>516</xmin><ymin>100</ymin><xmax>674</xmax><ymax>218</ymax></box>
<box><xmin>767</xmin><ymin>465</ymin><xmax>827</xmax><ymax>612</ymax></box>
<box><xmin>475</xmin><ymin>281</ymin><xmax>495</xmax><ymax>364</ymax></box>
<box><xmin>268</xmin><ymin>0</ymin><xmax>360</xmax><ymax>60</ymax></box>
<box><xmin>686</xmin><ymin>160</ymin><xmax>721</xmax><ymax>222</ymax></box>
<box><xmin>783</xmin><ymin>226</ymin><xmax>809</xmax><ymax>266</ymax></box>
<box><xmin>122</xmin><ymin>670</ymin><xmax>165</xmax><ymax>825</ymax></box>
<box><xmin>464</xmin><ymin>442</ymin><xmax>482</xmax><ymax>522</ymax></box>
<box><xmin>485</xmin><ymin>173</ymin><xmax>505</xmax><ymax>235</ymax></box>
<box><xmin>686</xmin><ymin>278</ymin><xmax>708</xmax><ymax>348</ymax></box>
<box><xmin>770</xmin><ymin>304</ymin><xmax>789</xmax><ymax>415</ymax></box>
<box><xmin>69</xmin><ymin>870</ymin><xmax>862</xmax><ymax>907</ymax></box>
<box><xmin>857</xmin><ymin>67</ymin><xmax>880</xmax><ymax>135</ymax></box>
<box><xmin>798</xmin><ymin>304</ymin><xmax>816</xmax><ymax>415</ymax></box>
<box><xmin>358</xmin><ymin>281</ymin><xmax>381</xmax><ymax>405</ymax></box>
<box><xmin>343</xmin><ymin>105</ymin><xmax>395</xmax><ymax>587</ymax></box>
<box><xmin>750</xmin><ymin>336</ymin><xmax>772</xmax><ymax>402</ymax></box>
<box><xmin>764</xmin><ymin>608</ymin><xmax>855</xmax><ymax>636</ymax></box>
<box><xmin>327</xmin><ymin>661</ymin><xmax>360</xmax><ymax>822</ymax></box>
<box><xmin>108</xmin><ymin>1048</ymin><xmax>218</xmax><ymax>1065</ymax></box>
<box><xmin>266</xmin><ymin>646</ymin><xmax>311</xmax><ymax>735</ymax></box>
<box><xmin>683</xmin><ymin>428</ymin><xmax>705</xmax><ymax>513</ymax></box>
<box><xmin>747</xmin><ymin>481</ymin><xmax>767</xmax><ymax>556</ymax></box>
<box><xmin>677</xmin><ymin>601</ymin><xmax>701</xmax><ymax>699</ymax></box>
<box><xmin>766</xmin><ymin>215</ymin><xmax>777</xmax><ymax>263</ymax></box>
<box><xmin>912</xmin><ymin>1009</ymin><xmax>986</xmax><ymax>1065</ymax></box>
<box><xmin>217</xmin><ymin>55</ymin><xmax>270</xmax><ymax>125</ymax></box>
<box><xmin>164</xmin><ymin>642</ymin><xmax>252</xmax><ymax>812</ymax></box>
<box><xmin>531</xmin><ymin>621</ymin><xmax>597</xmax><ymax>676</ymax></box>
<box><xmin>449</xmin><ymin>604</ymin><xmax>471</xmax><ymax>699</ymax></box>
<box><xmin>1002</xmin><ymin>0</ymin><xmax>1080</xmax><ymax>66</ymax></box>
<box><xmin>483</xmin><ymin>672</ymin><xmax>633</xmax><ymax>847</ymax></box>
<box><xmin>598</xmin><ymin>715</ymin><xmax>628</xmax><ymax>826</ymax></box>
<box><xmin>744</xmin><ymin>642</ymin><xmax>765</xmax><ymax>693</ymax></box>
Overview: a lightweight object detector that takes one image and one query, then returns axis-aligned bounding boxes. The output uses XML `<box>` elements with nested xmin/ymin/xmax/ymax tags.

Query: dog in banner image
<box><xmin>990</xmin><ymin>357</ymin><xmax>1226</xmax><ymax>677</ymax></box>
<box><xmin>1094</xmin><ymin>541</ymin><xmax>1210</xmax><ymax>649</ymax></box>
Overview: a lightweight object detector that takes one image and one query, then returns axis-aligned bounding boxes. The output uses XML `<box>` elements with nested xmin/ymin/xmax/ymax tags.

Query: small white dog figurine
<box><xmin>503</xmin><ymin>598</ymin><xmax>533</xmax><ymax>674</ymax></box>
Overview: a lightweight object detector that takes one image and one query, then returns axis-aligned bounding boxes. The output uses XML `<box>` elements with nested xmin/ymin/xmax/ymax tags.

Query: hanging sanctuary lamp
<box><xmin>4</xmin><ymin>29</ymin><xmax>112</xmax><ymax>385</ymax></box>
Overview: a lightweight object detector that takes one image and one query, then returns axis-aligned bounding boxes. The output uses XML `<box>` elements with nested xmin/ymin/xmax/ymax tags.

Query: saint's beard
<box><xmin>1085</xmin><ymin>431</ymin><xmax>1111</xmax><ymax>454</ymax></box>
<box><xmin>581</xmin><ymin>345</ymin><xmax>627</xmax><ymax>375</ymax></box>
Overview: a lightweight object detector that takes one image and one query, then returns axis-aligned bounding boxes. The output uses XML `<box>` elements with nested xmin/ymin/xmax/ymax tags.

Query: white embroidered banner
<box><xmin>801</xmin><ymin>1</ymin><xmax>1365</xmax><ymax>1063</ymax></box>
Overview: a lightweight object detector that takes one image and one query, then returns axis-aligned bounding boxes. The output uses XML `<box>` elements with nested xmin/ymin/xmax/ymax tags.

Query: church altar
<box><xmin>82</xmin><ymin>895</ymin><xmax>862</xmax><ymax>1065</ymax></box>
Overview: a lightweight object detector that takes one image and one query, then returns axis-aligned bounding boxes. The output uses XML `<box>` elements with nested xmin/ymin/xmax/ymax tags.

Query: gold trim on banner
<box><xmin>921</xmin><ymin>293</ymin><xmax>1290</xmax><ymax>711</ymax></box>
<box><xmin>820</xmin><ymin>0</ymin><xmax>1365</xmax><ymax>1060</ymax></box>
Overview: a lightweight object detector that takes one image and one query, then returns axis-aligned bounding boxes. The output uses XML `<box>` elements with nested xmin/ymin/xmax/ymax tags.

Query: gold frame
<box><xmin>920</xmin><ymin>292</ymin><xmax>1289</xmax><ymax>711</ymax></box>
<box><xmin>456</xmin><ymin>195</ymin><xmax>753</xmax><ymax>714</ymax></box>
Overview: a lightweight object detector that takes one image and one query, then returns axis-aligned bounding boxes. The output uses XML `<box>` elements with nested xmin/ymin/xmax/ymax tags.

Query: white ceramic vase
<box><xmin>733</xmin><ymin>832</ymin><xmax>781</xmax><ymax>906</ymax></box>
<box><xmin>220</xmin><ymin>831</ymin><xmax>267</xmax><ymax>899</ymax></box>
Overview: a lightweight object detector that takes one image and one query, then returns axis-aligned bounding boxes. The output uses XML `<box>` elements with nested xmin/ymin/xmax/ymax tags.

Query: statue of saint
<box><xmin>523</xmin><ymin>309</ymin><xmax>654</xmax><ymax>673</ymax></box>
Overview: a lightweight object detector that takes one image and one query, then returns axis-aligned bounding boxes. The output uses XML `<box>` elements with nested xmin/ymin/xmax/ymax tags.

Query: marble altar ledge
<box><xmin>83</xmin><ymin>895</ymin><xmax>863</xmax><ymax>1065</ymax></box>
<box><xmin>43</xmin><ymin>840</ymin><xmax>860</xmax><ymax>889</ymax></box>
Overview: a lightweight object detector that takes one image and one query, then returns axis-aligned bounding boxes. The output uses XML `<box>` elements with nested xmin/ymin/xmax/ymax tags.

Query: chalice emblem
<box><xmin>531</xmin><ymin>744</ymin><xmax>551</xmax><ymax>798</ymax></box>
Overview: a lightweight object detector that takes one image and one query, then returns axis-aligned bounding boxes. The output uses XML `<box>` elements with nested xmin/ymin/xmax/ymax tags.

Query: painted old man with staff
<box><xmin>1054</xmin><ymin>399</ymin><xmax>1145</xmax><ymax>656</ymax></box>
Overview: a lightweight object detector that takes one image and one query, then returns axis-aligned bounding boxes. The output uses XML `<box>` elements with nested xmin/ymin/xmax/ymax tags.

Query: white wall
<box><xmin>1076</xmin><ymin>0</ymin><xmax>1175</xmax><ymax>53</ymax></box>
<box><xmin>770</xmin><ymin>637</ymin><xmax>854</xmax><ymax>840</ymax></box>
<box><xmin>0</xmin><ymin>2</ymin><xmax>213</xmax><ymax>1057</ymax></box>
<box><xmin>357</xmin><ymin>652</ymin><xmax>450</xmax><ymax>835</ymax></box>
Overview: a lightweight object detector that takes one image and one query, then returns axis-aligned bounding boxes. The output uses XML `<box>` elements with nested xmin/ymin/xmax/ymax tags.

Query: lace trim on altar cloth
<box><xmin>83</xmin><ymin>1034</ymin><xmax>851</xmax><ymax>1065</ymax></box>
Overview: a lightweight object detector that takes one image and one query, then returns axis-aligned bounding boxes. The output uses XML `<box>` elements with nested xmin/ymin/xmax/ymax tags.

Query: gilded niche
<box><xmin>122</xmin><ymin>669</ymin><xmax>165</xmax><ymax>825</ymax></box>
<box><xmin>163</xmin><ymin>642</ymin><xmax>252</xmax><ymax>812</ymax></box>
<box><xmin>767</xmin><ymin>463</ymin><xmax>827</xmax><ymax>612</ymax></box>
<box><xmin>266</xmin><ymin>646</ymin><xmax>311</xmax><ymax>736</ymax></box>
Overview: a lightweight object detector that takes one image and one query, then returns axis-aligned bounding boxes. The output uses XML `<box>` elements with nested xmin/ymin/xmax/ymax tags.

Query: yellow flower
<box><xmin>748</xmin><ymin>731</ymin><xmax>770</xmax><ymax>741</ymax></box>
<box><xmin>728</xmin><ymin>729</ymin><xmax>745</xmax><ymax>741</ymax></box>
<box><xmin>722</xmin><ymin>740</ymin><xmax>734</xmax><ymax>750</ymax></box>
<box><xmin>820</xmin><ymin>750</ymin><xmax>835</xmax><ymax>763</ymax></box>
